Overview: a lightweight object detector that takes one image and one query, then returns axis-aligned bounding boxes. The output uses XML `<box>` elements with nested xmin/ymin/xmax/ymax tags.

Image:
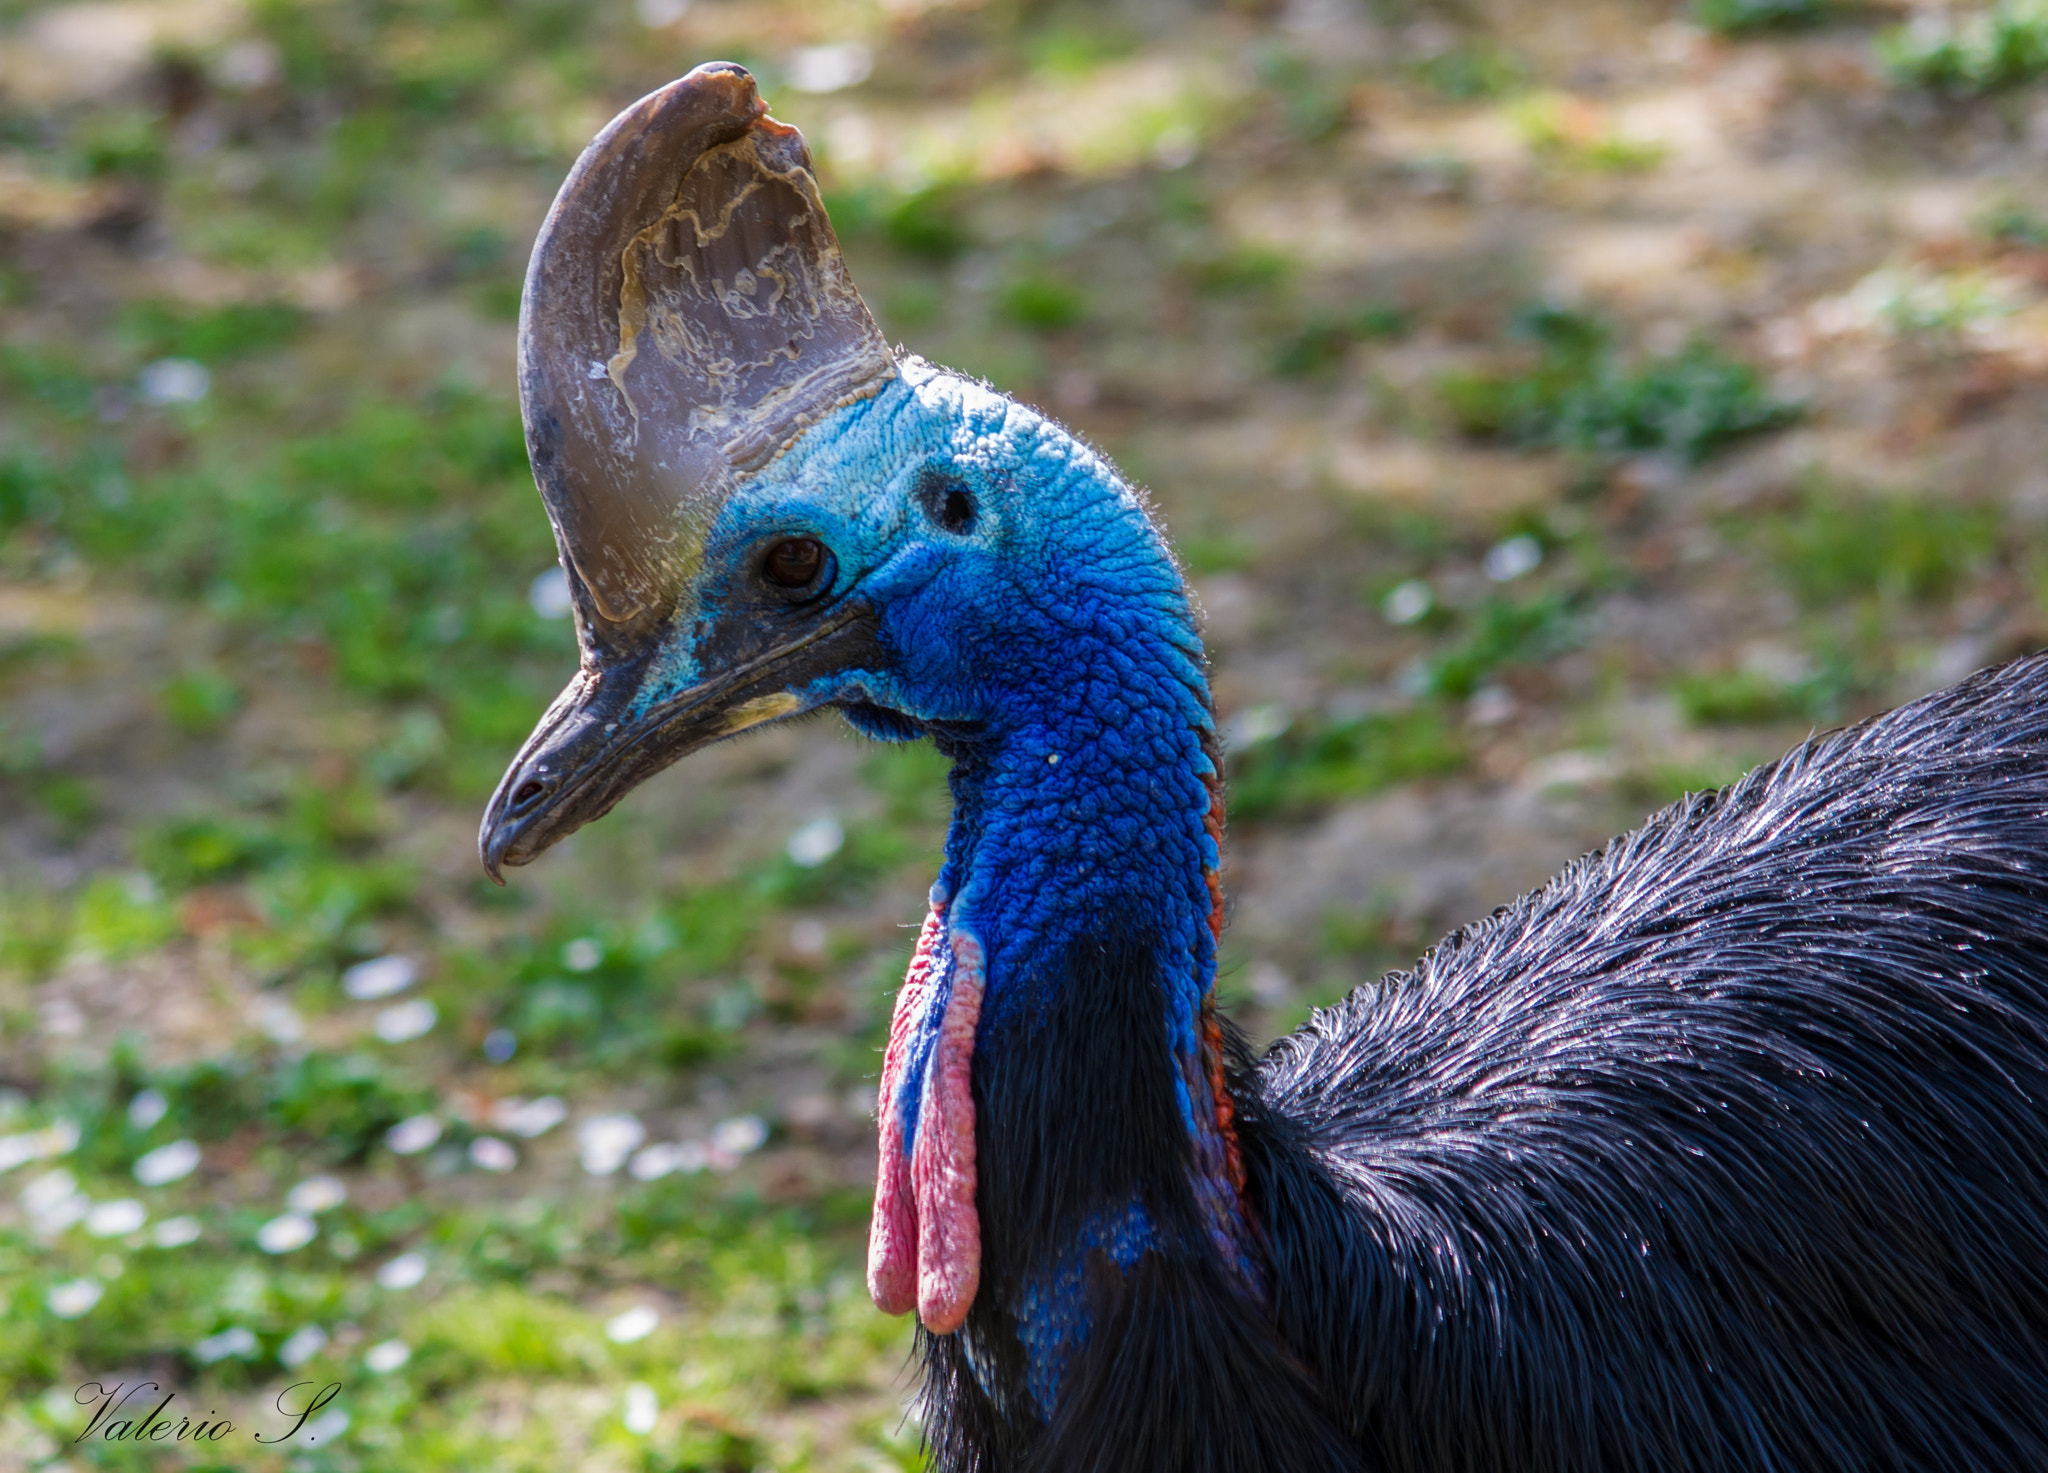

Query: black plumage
<box><xmin>920</xmin><ymin>654</ymin><xmax>2048</xmax><ymax>1471</ymax></box>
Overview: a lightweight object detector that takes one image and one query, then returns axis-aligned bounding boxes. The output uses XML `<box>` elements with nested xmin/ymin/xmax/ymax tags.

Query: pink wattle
<box><xmin>866</xmin><ymin>909</ymin><xmax>985</xmax><ymax>1334</ymax></box>
<box><xmin>914</xmin><ymin>930</ymin><xmax>984</xmax><ymax>1333</ymax></box>
<box><xmin>868</xmin><ymin>904</ymin><xmax>943</xmax><ymax>1315</ymax></box>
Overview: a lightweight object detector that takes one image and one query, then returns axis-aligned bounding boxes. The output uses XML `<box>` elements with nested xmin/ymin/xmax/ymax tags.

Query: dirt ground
<box><xmin>6</xmin><ymin>0</ymin><xmax>2048</xmax><ymax>1466</ymax></box>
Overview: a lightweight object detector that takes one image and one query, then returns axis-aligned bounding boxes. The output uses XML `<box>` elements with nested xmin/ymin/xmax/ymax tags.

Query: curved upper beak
<box><xmin>479</xmin><ymin>599</ymin><xmax>879</xmax><ymax>881</ymax></box>
<box><xmin>477</xmin><ymin>63</ymin><xmax>895</xmax><ymax>881</ymax></box>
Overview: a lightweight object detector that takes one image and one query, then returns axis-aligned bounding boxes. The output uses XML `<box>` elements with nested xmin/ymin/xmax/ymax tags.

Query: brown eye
<box><xmin>763</xmin><ymin>537</ymin><xmax>827</xmax><ymax>590</ymax></box>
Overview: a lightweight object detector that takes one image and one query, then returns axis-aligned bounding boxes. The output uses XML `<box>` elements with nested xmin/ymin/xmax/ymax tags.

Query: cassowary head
<box><xmin>480</xmin><ymin>63</ymin><xmax>1207</xmax><ymax>880</ymax></box>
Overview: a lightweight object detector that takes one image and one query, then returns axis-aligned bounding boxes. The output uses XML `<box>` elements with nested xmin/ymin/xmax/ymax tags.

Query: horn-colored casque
<box><xmin>519</xmin><ymin>62</ymin><xmax>895</xmax><ymax>626</ymax></box>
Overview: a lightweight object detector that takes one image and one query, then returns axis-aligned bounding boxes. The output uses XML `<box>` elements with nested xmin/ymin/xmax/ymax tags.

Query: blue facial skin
<box><xmin>653</xmin><ymin>358</ymin><xmax>1240</xmax><ymax>1412</ymax></box>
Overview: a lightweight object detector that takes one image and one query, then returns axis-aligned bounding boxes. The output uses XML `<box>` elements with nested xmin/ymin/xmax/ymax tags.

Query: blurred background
<box><xmin>4</xmin><ymin>0</ymin><xmax>2048</xmax><ymax>1465</ymax></box>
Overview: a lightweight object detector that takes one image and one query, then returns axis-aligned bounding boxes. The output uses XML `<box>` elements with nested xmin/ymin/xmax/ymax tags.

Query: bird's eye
<box><xmin>763</xmin><ymin>537</ymin><xmax>828</xmax><ymax>591</ymax></box>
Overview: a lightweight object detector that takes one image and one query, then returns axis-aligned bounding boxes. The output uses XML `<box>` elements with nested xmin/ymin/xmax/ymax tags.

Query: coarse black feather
<box><xmin>1251</xmin><ymin>652</ymin><xmax>2048</xmax><ymax>1471</ymax></box>
<box><xmin>916</xmin><ymin>653</ymin><xmax>2048</xmax><ymax>1471</ymax></box>
<box><xmin>916</xmin><ymin>931</ymin><xmax>1358</xmax><ymax>1470</ymax></box>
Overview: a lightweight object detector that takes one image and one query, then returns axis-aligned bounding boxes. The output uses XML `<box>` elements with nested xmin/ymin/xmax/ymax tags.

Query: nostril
<box><xmin>511</xmin><ymin>779</ymin><xmax>547</xmax><ymax>809</ymax></box>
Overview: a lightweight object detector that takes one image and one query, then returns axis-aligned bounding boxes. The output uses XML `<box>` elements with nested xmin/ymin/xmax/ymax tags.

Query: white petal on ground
<box><xmin>364</xmin><ymin>1339</ymin><xmax>410</xmax><ymax>1373</ymax></box>
<box><xmin>193</xmin><ymin>1325</ymin><xmax>258</xmax><ymax>1363</ymax></box>
<box><xmin>468</xmin><ymin>1136</ymin><xmax>516</xmax><ymax>1172</ymax></box>
<box><xmin>385</xmin><ymin>1115</ymin><xmax>442</xmax><ymax>1155</ymax></box>
<box><xmin>562</xmin><ymin>937</ymin><xmax>603</xmax><ymax>972</ymax></box>
<box><xmin>786</xmin><ymin>815</ymin><xmax>844</xmax><ymax>868</ymax></box>
<box><xmin>126</xmin><ymin>1089</ymin><xmax>169</xmax><ymax>1130</ymax></box>
<box><xmin>255</xmin><ymin>998</ymin><xmax>306</xmax><ymax>1044</ymax></box>
<box><xmin>710</xmin><ymin>1115</ymin><xmax>769</xmax><ymax>1158</ymax></box>
<box><xmin>137</xmin><ymin>358</ymin><xmax>209</xmax><ymax>405</ymax></box>
<box><xmin>1484</xmin><ymin>534</ymin><xmax>1544</xmax><ymax>582</ymax></box>
<box><xmin>342</xmin><ymin>954</ymin><xmax>418</xmax><ymax>1000</ymax></box>
<box><xmin>287</xmin><ymin>1175</ymin><xmax>347</xmax><ymax>1214</ymax></box>
<box><xmin>23</xmin><ymin>1168</ymin><xmax>85</xmax><ymax>1229</ymax></box>
<box><xmin>605</xmin><ymin>1304</ymin><xmax>659</xmax><ymax>1343</ymax></box>
<box><xmin>493</xmin><ymin>1096</ymin><xmax>566</xmax><ymax>1138</ymax></box>
<box><xmin>577</xmin><ymin>1113</ymin><xmax>645</xmax><ymax>1175</ymax></box>
<box><xmin>133</xmin><ymin>1139</ymin><xmax>201</xmax><ymax>1186</ymax></box>
<box><xmin>634</xmin><ymin>0</ymin><xmax>691</xmax><ymax>27</ymax></box>
<box><xmin>376</xmin><ymin>1251</ymin><xmax>428</xmax><ymax>1290</ymax></box>
<box><xmin>151</xmin><ymin>1215</ymin><xmax>202</xmax><ymax>1248</ymax></box>
<box><xmin>373</xmin><ymin>999</ymin><xmax>436</xmax><ymax>1043</ymax></box>
<box><xmin>623</xmin><ymin>1382</ymin><xmax>659</xmax><ymax>1435</ymax></box>
<box><xmin>1225</xmin><ymin>703</ymin><xmax>1291</xmax><ymax>751</ymax></box>
<box><xmin>278</xmin><ymin>1324</ymin><xmax>328</xmax><ymax>1367</ymax></box>
<box><xmin>86</xmin><ymin>1199</ymin><xmax>146</xmax><ymax>1237</ymax></box>
<box><xmin>528</xmin><ymin>566</ymin><xmax>573</xmax><ymax>618</ymax></box>
<box><xmin>47</xmin><ymin>1279</ymin><xmax>102</xmax><ymax>1319</ymax></box>
<box><xmin>1381</xmin><ymin>578</ymin><xmax>1435</xmax><ymax>626</ymax></box>
<box><xmin>0</xmin><ymin>1120</ymin><xmax>80</xmax><ymax>1174</ymax></box>
<box><xmin>786</xmin><ymin>42</ymin><xmax>872</xmax><ymax>93</ymax></box>
<box><xmin>255</xmin><ymin>1212</ymin><xmax>317</xmax><ymax>1254</ymax></box>
<box><xmin>628</xmin><ymin>1142</ymin><xmax>692</xmax><ymax>1180</ymax></box>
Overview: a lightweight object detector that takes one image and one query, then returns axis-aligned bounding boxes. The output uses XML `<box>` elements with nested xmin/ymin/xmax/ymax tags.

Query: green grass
<box><xmin>998</xmin><ymin>274</ymin><xmax>1090</xmax><ymax>332</ymax></box>
<box><xmin>1227</xmin><ymin>706</ymin><xmax>1467</xmax><ymax>821</ymax></box>
<box><xmin>1881</xmin><ymin>0</ymin><xmax>2048</xmax><ymax>93</ymax></box>
<box><xmin>1755</xmin><ymin>483</ymin><xmax>1999</xmax><ymax>607</ymax></box>
<box><xmin>1439</xmin><ymin>307</ymin><xmax>1800</xmax><ymax>465</ymax></box>
<box><xmin>1272</xmin><ymin>304</ymin><xmax>1412</xmax><ymax>378</ymax></box>
<box><xmin>5</xmin><ymin>374</ymin><xmax>573</xmax><ymax>797</ymax></box>
<box><xmin>1672</xmin><ymin>659</ymin><xmax>1854</xmax><ymax>726</ymax></box>
<box><xmin>1693</xmin><ymin>0</ymin><xmax>1828</xmax><ymax>34</ymax></box>
<box><xmin>1425</xmin><ymin>590</ymin><xmax>1584</xmax><ymax>700</ymax></box>
<box><xmin>1415</xmin><ymin>46</ymin><xmax>1526</xmax><ymax>100</ymax></box>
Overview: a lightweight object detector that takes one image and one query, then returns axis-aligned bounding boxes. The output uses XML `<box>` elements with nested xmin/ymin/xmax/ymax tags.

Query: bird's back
<box><xmin>1248</xmin><ymin>652</ymin><xmax>2048</xmax><ymax>1472</ymax></box>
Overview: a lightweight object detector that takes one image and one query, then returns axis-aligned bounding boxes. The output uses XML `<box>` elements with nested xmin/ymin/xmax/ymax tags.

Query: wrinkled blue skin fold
<box><xmin>626</xmin><ymin>358</ymin><xmax>1237</xmax><ymax>1409</ymax></box>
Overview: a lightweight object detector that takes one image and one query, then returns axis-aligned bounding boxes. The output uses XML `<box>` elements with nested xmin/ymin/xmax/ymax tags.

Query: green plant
<box><xmin>120</xmin><ymin>301</ymin><xmax>305</xmax><ymax>364</ymax></box>
<box><xmin>1982</xmin><ymin>199</ymin><xmax>2048</xmax><ymax>249</ymax></box>
<box><xmin>1425</xmin><ymin>590</ymin><xmax>1584</xmax><ymax>699</ymax></box>
<box><xmin>1415</xmin><ymin>45</ymin><xmax>1526</xmax><ymax>100</ymax></box>
<box><xmin>1227</xmin><ymin>707</ymin><xmax>1467</xmax><ymax>821</ymax></box>
<box><xmin>1693</xmin><ymin>0</ymin><xmax>1827</xmax><ymax>34</ymax></box>
<box><xmin>1881</xmin><ymin>0</ymin><xmax>2048</xmax><ymax>93</ymax></box>
<box><xmin>160</xmin><ymin>668</ymin><xmax>242</xmax><ymax>735</ymax></box>
<box><xmin>1272</xmin><ymin>304</ymin><xmax>1412</xmax><ymax>378</ymax></box>
<box><xmin>884</xmin><ymin>185</ymin><xmax>975</xmax><ymax>261</ymax></box>
<box><xmin>1672</xmin><ymin>657</ymin><xmax>1856</xmax><ymax>726</ymax></box>
<box><xmin>1759</xmin><ymin>484</ymin><xmax>1999</xmax><ymax>607</ymax></box>
<box><xmin>998</xmin><ymin>274</ymin><xmax>1089</xmax><ymax>332</ymax></box>
<box><xmin>1440</xmin><ymin>307</ymin><xmax>1799</xmax><ymax>465</ymax></box>
<box><xmin>74</xmin><ymin>110</ymin><xmax>168</xmax><ymax>181</ymax></box>
<box><xmin>268</xmin><ymin>1051</ymin><xmax>433</xmax><ymax>1161</ymax></box>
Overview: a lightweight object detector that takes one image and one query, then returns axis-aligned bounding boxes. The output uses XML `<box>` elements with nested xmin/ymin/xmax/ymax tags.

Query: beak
<box><xmin>479</xmin><ymin>598</ymin><xmax>880</xmax><ymax>881</ymax></box>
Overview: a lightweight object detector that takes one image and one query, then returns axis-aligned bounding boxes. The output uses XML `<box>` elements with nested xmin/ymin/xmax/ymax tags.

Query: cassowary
<box><xmin>478</xmin><ymin>65</ymin><xmax>2048</xmax><ymax>1472</ymax></box>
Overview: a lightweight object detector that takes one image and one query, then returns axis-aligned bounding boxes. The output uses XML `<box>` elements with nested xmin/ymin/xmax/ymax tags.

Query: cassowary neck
<box><xmin>871</xmin><ymin>577</ymin><xmax>1256</xmax><ymax>1425</ymax></box>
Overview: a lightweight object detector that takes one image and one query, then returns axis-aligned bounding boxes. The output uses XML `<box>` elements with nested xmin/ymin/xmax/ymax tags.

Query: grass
<box><xmin>1227</xmin><ymin>706</ymin><xmax>1468</xmax><ymax>821</ymax></box>
<box><xmin>1754</xmin><ymin>483</ymin><xmax>2000</xmax><ymax>608</ymax></box>
<box><xmin>1272</xmin><ymin>304</ymin><xmax>1412</xmax><ymax>378</ymax></box>
<box><xmin>1693</xmin><ymin>0</ymin><xmax>1828</xmax><ymax>34</ymax></box>
<box><xmin>997</xmin><ymin>274</ymin><xmax>1090</xmax><ymax>332</ymax></box>
<box><xmin>1672</xmin><ymin>659</ymin><xmax>1854</xmax><ymax>726</ymax></box>
<box><xmin>1439</xmin><ymin>306</ymin><xmax>1800</xmax><ymax>465</ymax></box>
<box><xmin>1881</xmin><ymin>0</ymin><xmax>2048</xmax><ymax>93</ymax></box>
<box><xmin>1424</xmin><ymin>590</ymin><xmax>1585</xmax><ymax>700</ymax></box>
<box><xmin>1513</xmin><ymin>96</ymin><xmax>1669</xmax><ymax>173</ymax></box>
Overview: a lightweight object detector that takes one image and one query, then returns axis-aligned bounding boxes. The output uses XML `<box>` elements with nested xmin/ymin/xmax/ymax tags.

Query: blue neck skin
<box><xmin>932</xmin><ymin>614</ymin><xmax>1250</xmax><ymax>1413</ymax></box>
<box><xmin>695</xmin><ymin>364</ymin><xmax>1254</xmax><ymax>1414</ymax></box>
